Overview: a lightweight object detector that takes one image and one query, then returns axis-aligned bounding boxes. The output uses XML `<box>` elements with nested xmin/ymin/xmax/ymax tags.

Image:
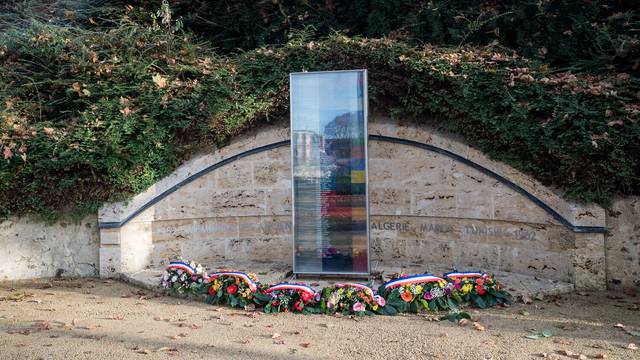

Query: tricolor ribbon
<box><xmin>383</xmin><ymin>274</ymin><xmax>445</xmax><ymax>289</ymax></box>
<box><xmin>167</xmin><ymin>261</ymin><xmax>196</xmax><ymax>275</ymax></box>
<box><xmin>264</xmin><ymin>283</ymin><xmax>317</xmax><ymax>296</ymax></box>
<box><xmin>443</xmin><ymin>271</ymin><xmax>488</xmax><ymax>280</ymax></box>
<box><xmin>205</xmin><ymin>271</ymin><xmax>258</xmax><ymax>292</ymax></box>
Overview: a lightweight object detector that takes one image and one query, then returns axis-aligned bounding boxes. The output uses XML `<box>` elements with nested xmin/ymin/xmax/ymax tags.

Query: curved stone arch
<box><xmin>98</xmin><ymin>119</ymin><xmax>606</xmax><ymax>290</ymax></box>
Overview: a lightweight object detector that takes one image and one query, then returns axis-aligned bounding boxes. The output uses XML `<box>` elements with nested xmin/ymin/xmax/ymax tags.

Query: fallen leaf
<box><xmin>614</xmin><ymin>323</ymin><xmax>626</xmax><ymax>329</ymax></box>
<box><xmin>557</xmin><ymin>350</ymin><xmax>575</xmax><ymax>356</ymax></box>
<box><xmin>626</xmin><ymin>343</ymin><xmax>638</xmax><ymax>350</ymax></box>
<box><xmin>135</xmin><ymin>348</ymin><xmax>151</xmax><ymax>355</ymax></box>
<box><xmin>553</xmin><ymin>337</ymin><xmax>573</xmax><ymax>345</ymax></box>
<box><xmin>518</xmin><ymin>309</ymin><xmax>530</xmax><ymax>316</ymax></box>
<box><xmin>472</xmin><ymin>322</ymin><xmax>485</xmax><ymax>331</ymax></box>
<box><xmin>272</xmin><ymin>333</ymin><xmax>285</xmax><ymax>345</ymax></box>
<box><xmin>107</xmin><ymin>314</ymin><xmax>124</xmax><ymax>320</ymax></box>
<box><xmin>593</xmin><ymin>353</ymin><xmax>607</xmax><ymax>359</ymax></box>
<box><xmin>152</xmin><ymin>74</ymin><xmax>168</xmax><ymax>89</ymax></box>
<box><xmin>458</xmin><ymin>319</ymin><xmax>470</xmax><ymax>327</ymax></box>
<box><xmin>522</xmin><ymin>293</ymin><xmax>533</xmax><ymax>304</ymax></box>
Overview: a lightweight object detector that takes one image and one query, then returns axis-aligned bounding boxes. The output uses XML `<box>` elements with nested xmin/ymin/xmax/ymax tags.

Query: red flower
<box><xmin>475</xmin><ymin>278</ymin><xmax>484</xmax><ymax>286</ymax></box>
<box><xmin>293</xmin><ymin>300</ymin><xmax>304</xmax><ymax>311</ymax></box>
<box><xmin>208</xmin><ymin>286</ymin><xmax>217</xmax><ymax>295</ymax></box>
<box><xmin>475</xmin><ymin>285</ymin><xmax>486</xmax><ymax>295</ymax></box>
<box><xmin>272</xmin><ymin>300</ymin><xmax>280</xmax><ymax>306</ymax></box>
<box><xmin>227</xmin><ymin>284</ymin><xmax>238</xmax><ymax>295</ymax></box>
<box><xmin>300</xmin><ymin>291</ymin><xmax>313</xmax><ymax>303</ymax></box>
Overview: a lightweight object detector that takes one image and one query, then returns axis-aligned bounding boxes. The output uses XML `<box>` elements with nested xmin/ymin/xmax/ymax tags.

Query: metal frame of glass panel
<box><xmin>290</xmin><ymin>69</ymin><xmax>369</xmax><ymax>276</ymax></box>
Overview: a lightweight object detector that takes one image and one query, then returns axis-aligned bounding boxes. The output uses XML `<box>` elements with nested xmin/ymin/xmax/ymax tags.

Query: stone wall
<box><xmin>2</xmin><ymin>118</ymin><xmax>636</xmax><ymax>289</ymax></box>
<box><xmin>0</xmin><ymin>215</ymin><xmax>99</xmax><ymax>281</ymax></box>
<box><xmin>605</xmin><ymin>197</ymin><xmax>640</xmax><ymax>290</ymax></box>
<box><xmin>98</xmin><ymin>117</ymin><xmax>609</xmax><ymax>290</ymax></box>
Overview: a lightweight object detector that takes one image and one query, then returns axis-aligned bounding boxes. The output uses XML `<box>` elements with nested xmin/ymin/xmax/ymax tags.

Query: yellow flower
<box><xmin>438</xmin><ymin>280</ymin><xmax>446</xmax><ymax>288</ymax></box>
<box><xmin>337</xmin><ymin>288</ymin><xmax>344</xmax><ymax>294</ymax></box>
<box><xmin>372</xmin><ymin>305</ymin><xmax>378</xmax><ymax>311</ymax></box>
<box><xmin>415</xmin><ymin>285</ymin><xmax>423</xmax><ymax>293</ymax></box>
<box><xmin>461</xmin><ymin>283</ymin><xmax>473</xmax><ymax>294</ymax></box>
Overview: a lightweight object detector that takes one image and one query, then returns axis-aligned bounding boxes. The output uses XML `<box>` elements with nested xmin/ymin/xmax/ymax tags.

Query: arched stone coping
<box><xmin>98</xmin><ymin>123</ymin><xmax>607</xmax><ymax>234</ymax></box>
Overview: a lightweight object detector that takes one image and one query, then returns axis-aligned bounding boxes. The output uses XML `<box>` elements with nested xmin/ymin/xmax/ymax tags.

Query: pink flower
<box><xmin>352</xmin><ymin>302</ymin><xmax>365</xmax><ymax>312</ymax></box>
<box><xmin>423</xmin><ymin>292</ymin><xmax>433</xmax><ymax>301</ymax></box>
<box><xmin>375</xmin><ymin>296</ymin><xmax>386</xmax><ymax>307</ymax></box>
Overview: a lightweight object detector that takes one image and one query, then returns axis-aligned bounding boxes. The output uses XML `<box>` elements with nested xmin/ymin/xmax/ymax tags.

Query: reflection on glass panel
<box><xmin>290</xmin><ymin>70</ymin><xmax>368</xmax><ymax>275</ymax></box>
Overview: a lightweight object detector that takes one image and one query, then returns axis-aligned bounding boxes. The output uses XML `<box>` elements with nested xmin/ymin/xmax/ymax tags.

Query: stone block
<box><xmin>181</xmin><ymin>238</ymin><xmax>227</xmax><ymax>266</ymax></box>
<box><xmin>453</xmin><ymin>243</ymin><xmax>501</xmax><ymax>270</ymax></box>
<box><xmin>493</xmin><ymin>185</ymin><xmax>556</xmax><ymax>225</ymax></box>
<box><xmin>192</xmin><ymin>217</ymin><xmax>238</xmax><ymax>240</ymax></box>
<box><xmin>225</xmin><ymin>237</ymin><xmax>291</xmax><ymax>264</ymax></box>
<box><xmin>99</xmin><ymin>246</ymin><xmax>121</xmax><ymax>278</ymax></box>
<box><xmin>455</xmin><ymin>190</ymin><xmax>494</xmax><ymax>220</ymax></box>
<box><xmin>414</xmin><ymin>189</ymin><xmax>457</xmax><ymax>217</ymax></box>
<box><xmin>605</xmin><ymin>197</ymin><xmax>640</xmax><ymax>289</ymax></box>
<box><xmin>209</xmin><ymin>189</ymin><xmax>266</xmax><ymax>217</ymax></box>
<box><xmin>217</xmin><ymin>161</ymin><xmax>253</xmax><ymax>189</ymax></box>
<box><xmin>265</xmin><ymin>189</ymin><xmax>292</xmax><ymax>215</ymax></box>
<box><xmin>100</xmin><ymin>229</ymin><xmax>120</xmax><ymax>245</ymax></box>
<box><xmin>150</xmin><ymin>240</ymin><xmax>182</xmax><ymax>268</ymax></box>
<box><xmin>500</xmin><ymin>247</ymin><xmax>572</xmax><ymax>282</ymax></box>
<box><xmin>151</xmin><ymin>219</ymin><xmax>193</xmax><ymax>243</ymax></box>
<box><xmin>368</xmin><ymin>159</ymin><xmax>394</xmax><ymax>185</ymax></box>
<box><xmin>573</xmin><ymin>233</ymin><xmax>607</xmax><ymax>291</ymax></box>
<box><xmin>370</xmin><ymin>188</ymin><xmax>412</xmax><ymax>215</ymax></box>
<box><xmin>253</xmin><ymin>159</ymin><xmax>291</xmax><ymax>188</ymax></box>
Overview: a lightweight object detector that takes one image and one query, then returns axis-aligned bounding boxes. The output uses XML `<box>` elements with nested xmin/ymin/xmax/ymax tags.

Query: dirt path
<box><xmin>0</xmin><ymin>279</ymin><xmax>638</xmax><ymax>360</ymax></box>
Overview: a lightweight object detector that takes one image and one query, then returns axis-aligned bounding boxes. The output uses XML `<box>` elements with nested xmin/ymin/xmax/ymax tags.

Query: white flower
<box><xmin>430</xmin><ymin>287</ymin><xmax>444</xmax><ymax>299</ymax></box>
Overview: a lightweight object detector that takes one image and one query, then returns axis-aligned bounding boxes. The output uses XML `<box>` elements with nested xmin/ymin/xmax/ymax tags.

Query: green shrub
<box><xmin>0</xmin><ymin>10</ymin><xmax>638</xmax><ymax>219</ymax></box>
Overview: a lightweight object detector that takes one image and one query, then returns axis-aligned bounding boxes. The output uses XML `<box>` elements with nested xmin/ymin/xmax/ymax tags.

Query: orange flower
<box><xmin>475</xmin><ymin>278</ymin><xmax>484</xmax><ymax>286</ymax></box>
<box><xmin>400</xmin><ymin>290</ymin><xmax>413</xmax><ymax>302</ymax></box>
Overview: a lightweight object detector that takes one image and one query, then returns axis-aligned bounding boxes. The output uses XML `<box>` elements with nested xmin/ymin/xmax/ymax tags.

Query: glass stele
<box><xmin>290</xmin><ymin>70</ymin><xmax>369</xmax><ymax>275</ymax></box>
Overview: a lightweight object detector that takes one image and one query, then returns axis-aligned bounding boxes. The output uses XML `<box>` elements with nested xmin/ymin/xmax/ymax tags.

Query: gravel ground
<box><xmin>0</xmin><ymin>279</ymin><xmax>639</xmax><ymax>360</ymax></box>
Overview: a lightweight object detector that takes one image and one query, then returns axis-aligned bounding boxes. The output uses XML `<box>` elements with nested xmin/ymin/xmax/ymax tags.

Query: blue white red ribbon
<box><xmin>383</xmin><ymin>274</ymin><xmax>445</xmax><ymax>289</ymax></box>
<box><xmin>264</xmin><ymin>283</ymin><xmax>317</xmax><ymax>296</ymax></box>
<box><xmin>167</xmin><ymin>261</ymin><xmax>196</xmax><ymax>275</ymax></box>
<box><xmin>444</xmin><ymin>271</ymin><xmax>488</xmax><ymax>280</ymax></box>
<box><xmin>205</xmin><ymin>271</ymin><xmax>258</xmax><ymax>292</ymax></box>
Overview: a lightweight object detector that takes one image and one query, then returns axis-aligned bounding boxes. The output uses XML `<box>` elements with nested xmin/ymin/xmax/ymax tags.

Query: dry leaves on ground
<box><xmin>272</xmin><ymin>333</ymin><xmax>285</xmax><ymax>344</ymax></box>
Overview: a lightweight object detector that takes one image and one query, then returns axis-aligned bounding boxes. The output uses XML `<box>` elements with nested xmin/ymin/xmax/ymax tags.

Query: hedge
<box><xmin>0</xmin><ymin>8</ymin><xmax>638</xmax><ymax>219</ymax></box>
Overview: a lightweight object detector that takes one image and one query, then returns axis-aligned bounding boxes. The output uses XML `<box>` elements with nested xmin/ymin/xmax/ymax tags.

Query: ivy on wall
<box><xmin>0</xmin><ymin>3</ymin><xmax>638</xmax><ymax>219</ymax></box>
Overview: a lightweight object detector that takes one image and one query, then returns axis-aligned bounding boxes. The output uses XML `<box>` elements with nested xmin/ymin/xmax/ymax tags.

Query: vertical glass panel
<box><xmin>290</xmin><ymin>70</ymin><xmax>369</xmax><ymax>275</ymax></box>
